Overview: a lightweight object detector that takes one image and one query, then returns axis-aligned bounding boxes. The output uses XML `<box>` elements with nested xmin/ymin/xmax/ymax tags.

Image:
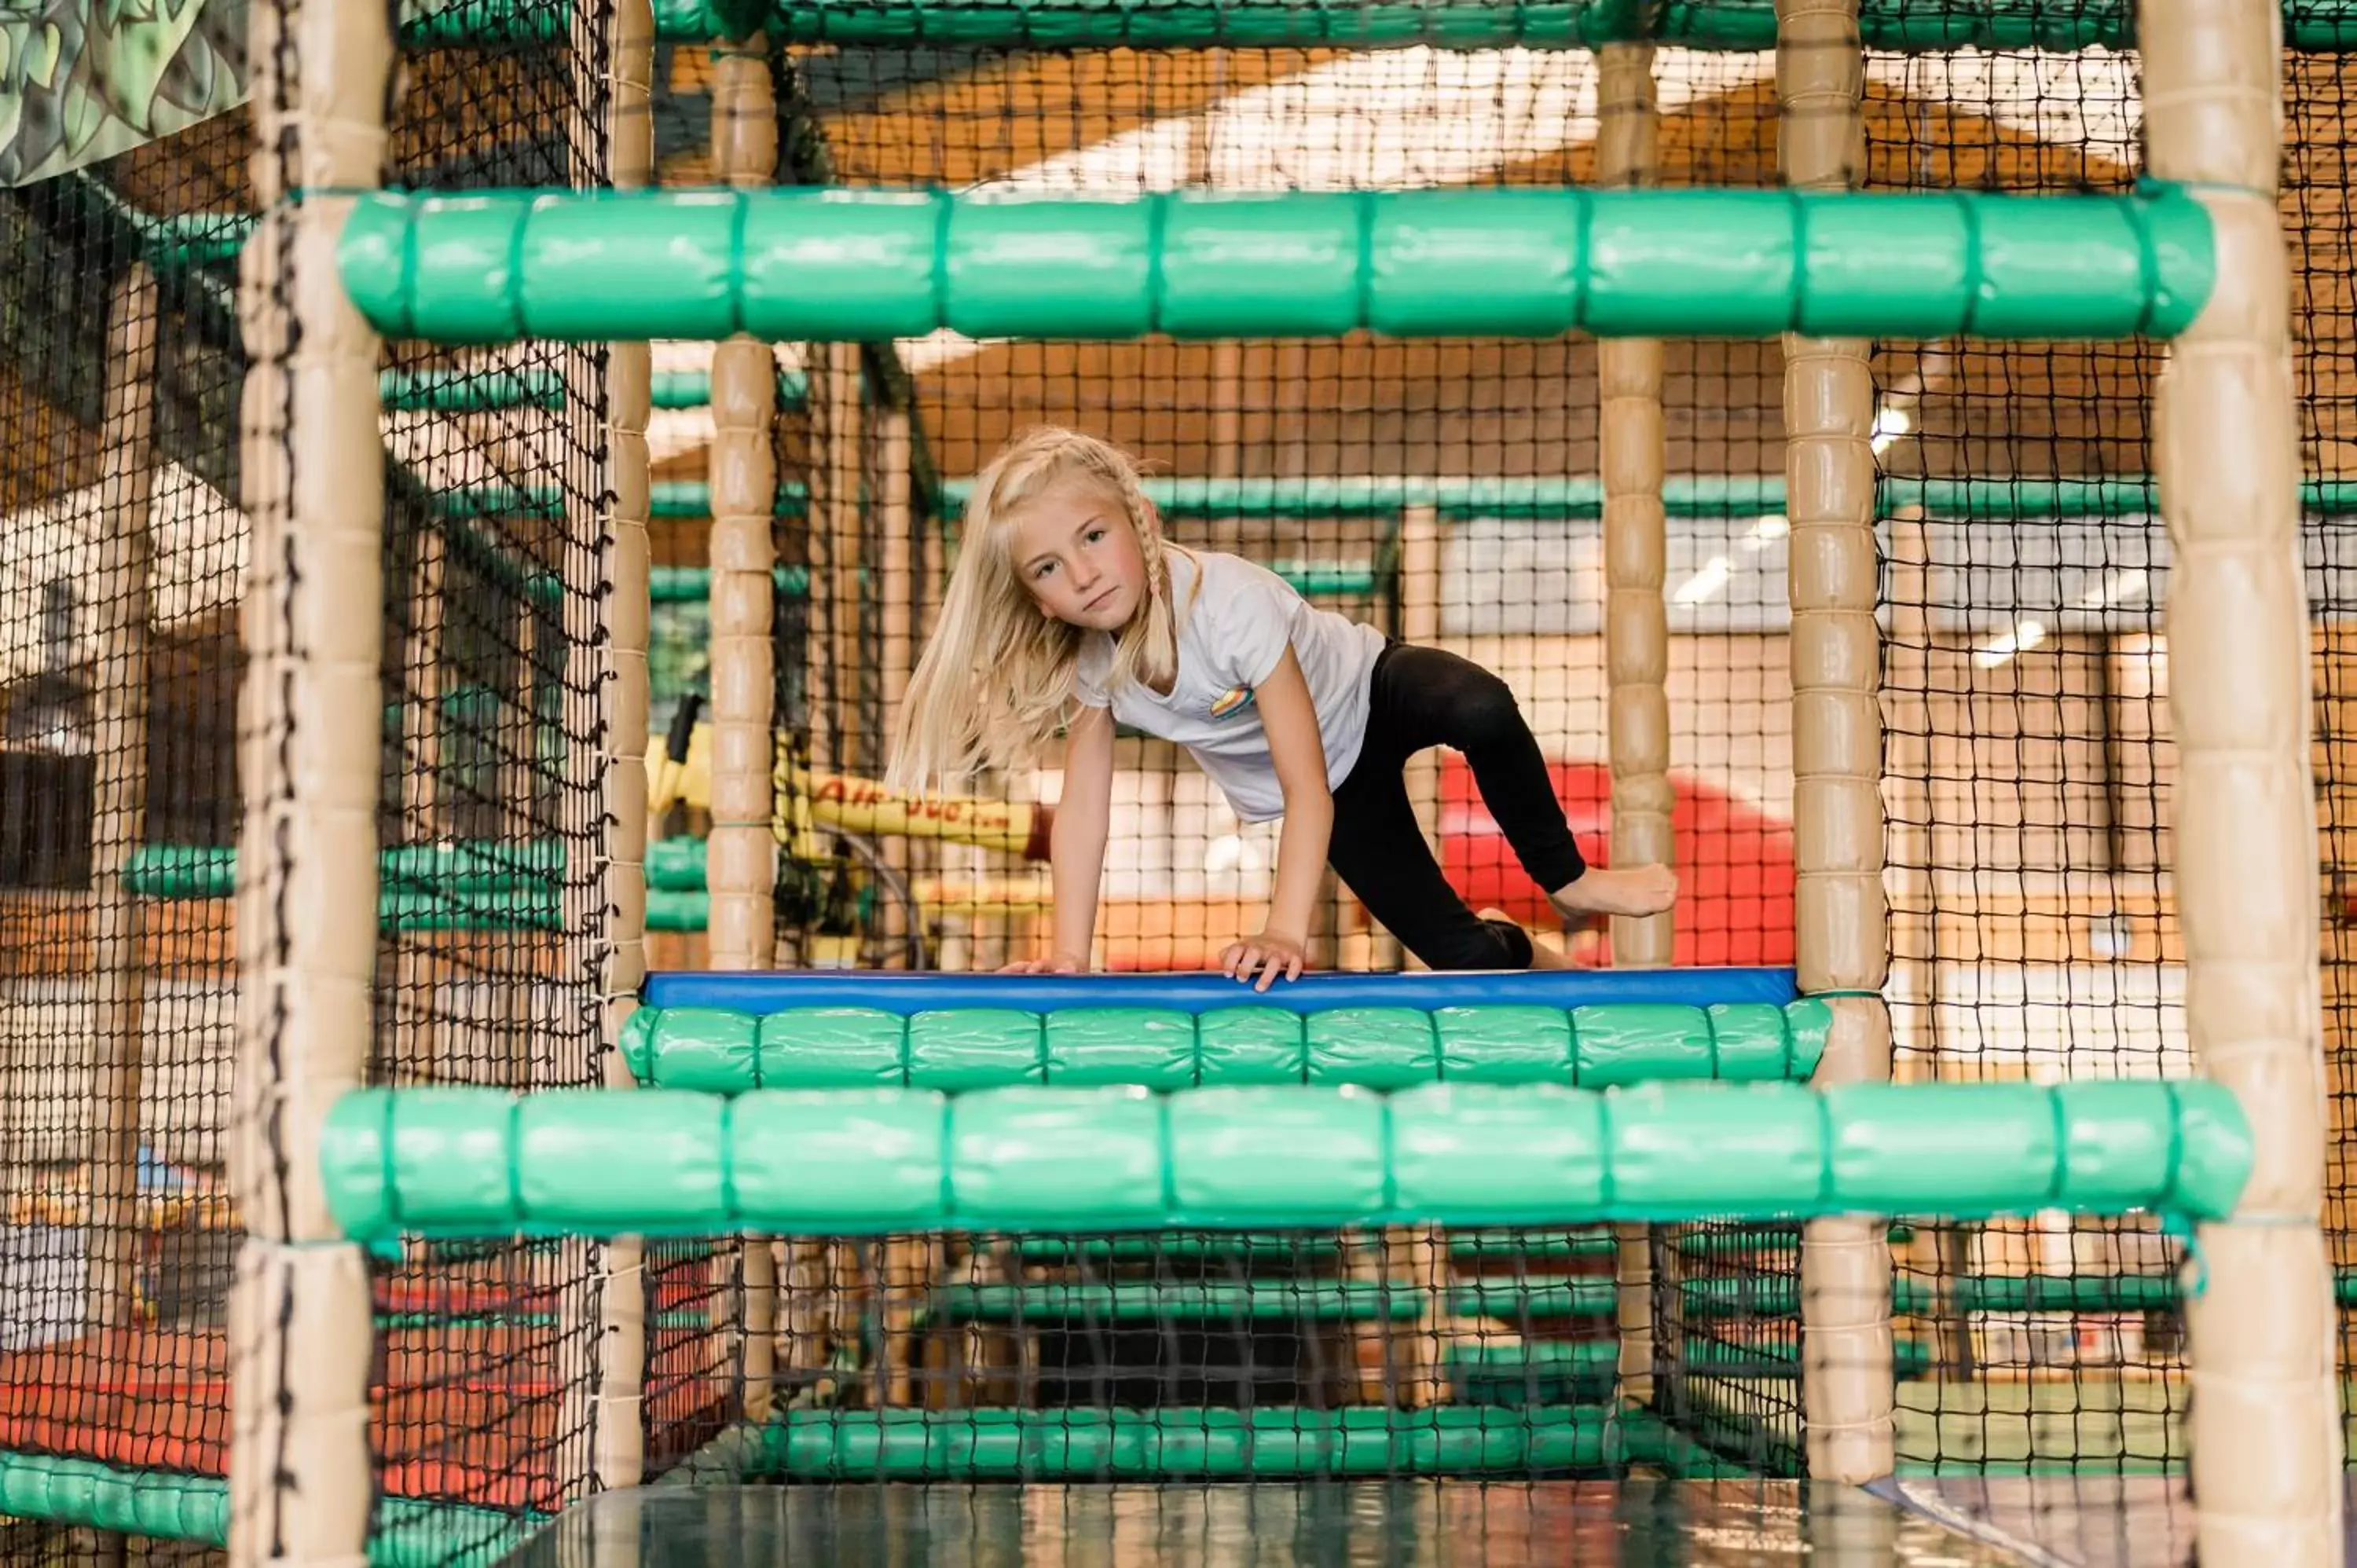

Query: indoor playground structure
<box><xmin>0</xmin><ymin>0</ymin><xmax>2352</xmax><ymax>1564</ymax></box>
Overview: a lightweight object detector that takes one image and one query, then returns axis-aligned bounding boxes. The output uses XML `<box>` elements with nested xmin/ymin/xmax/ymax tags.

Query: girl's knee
<box><xmin>1454</xmin><ymin>672</ymin><xmax>1525</xmax><ymax>746</ymax></box>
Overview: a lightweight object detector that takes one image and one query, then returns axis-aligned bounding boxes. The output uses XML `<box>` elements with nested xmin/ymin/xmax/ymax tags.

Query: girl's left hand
<box><xmin>1220</xmin><ymin>930</ymin><xmax>1307</xmax><ymax>992</ymax></box>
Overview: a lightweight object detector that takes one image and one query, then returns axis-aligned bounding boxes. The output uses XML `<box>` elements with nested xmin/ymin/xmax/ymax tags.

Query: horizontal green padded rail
<box><xmin>1014</xmin><ymin>1233</ymin><xmax>1343</xmax><ymax>1262</ymax></box>
<box><xmin>401</xmin><ymin>0</ymin><xmax>2357</xmax><ymax>53</ymax></box>
<box><xmin>924</xmin><ymin>1280</ymin><xmax>1420</xmax><ymax>1324</ymax></box>
<box><xmin>615</xmin><ymin>998</ymin><xmax>1831</xmax><ymax>1093</ymax></box>
<box><xmin>937</xmin><ymin>474</ymin><xmax>2357</xmax><ymax>522</ymax></box>
<box><xmin>321</xmin><ymin>1078</ymin><xmax>2252</xmax><ymax>1246</ymax></box>
<box><xmin>127</xmin><ymin>841</ymin><xmax>563</xmax><ymax>899</ymax></box>
<box><xmin>1450</xmin><ymin>1267</ymin><xmax>2336</xmax><ymax>1318</ymax></box>
<box><xmin>747</xmin><ymin>1405</ymin><xmax>1644</xmax><ymax>1480</ymax></box>
<box><xmin>1452</xmin><ymin>1273</ymin><xmax>1938</xmax><ymax>1318</ymax></box>
<box><xmin>431</xmin><ymin>479</ymin><xmax>810</xmax><ymax>523</ymax></box>
<box><xmin>1446</xmin><ymin>1338</ymin><xmax>1934</xmax><ymax>1401</ymax></box>
<box><xmin>379</xmin><ymin>365</ymin><xmax>808</xmax><ymax>412</ymax></box>
<box><xmin>1446</xmin><ymin>1221</ymin><xmax>1914</xmax><ymax>1258</ymax></box>
<box><xmin>338</xmin><ymin>186</ymin><xmax>2214</xmax><ymax>347</ymax></box>
<box><xmin>0</xmin><ymin>1451</ymin><xmax>542</xmax><ymax>1568</ymax></box>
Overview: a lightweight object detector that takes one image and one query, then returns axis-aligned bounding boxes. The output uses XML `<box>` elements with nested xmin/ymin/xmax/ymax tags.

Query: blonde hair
<box><xmin>889</xmin><ymin>427</ymin><xmax>1189</xmax><ymax>793</ymax></box>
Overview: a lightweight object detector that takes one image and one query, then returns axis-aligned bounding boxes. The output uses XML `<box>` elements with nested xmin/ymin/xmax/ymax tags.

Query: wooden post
<box><xmin>1391</xmin><ymin>504</ymin><xmax>1442</xmax><ymax>974</ymax></box>
<box><xmin>85</xmin><ymin>262</ymin><xmax>157</xmax><ymax>1338</ymax></box>
<box><xmin>1777</xmin><ymin>0</ymin><xmax>1897</xmax><ymax>1483</ymax></box>
<box><xmin>227</xmin><ymin>0</ymin><xmax>390</xmax><ymax>1558</ymax></box>
<box><xmin>1597</xmin><ymin>35</ymin><xmax>1666</xmax><ymax>1410</ymax></box>
<box><xmin>2143</xmin><ymin>5</ymin><xmax>2344</xmax><ymax>1560</ymax></box>
<box><xmin>706</xmin><ymin>36</ymin><xmax>781</xmax><ymax>1424</ymax></box>
<box><xmin>557</xmin><ymin>0</ymin><xmax>654</xmax><ymax>1500</ymax></box>
<box><xmin>878</xmin><ymin>409</ymin><xmax>915</xmax><ymax>966</ymax></box>
<box><xmin>818</xmin><ymin>343</ymin><xmax>866</xmax><ymax>778</ymax></box>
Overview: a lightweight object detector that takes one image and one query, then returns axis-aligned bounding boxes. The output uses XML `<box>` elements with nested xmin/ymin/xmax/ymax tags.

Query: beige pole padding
<box><xmin>816</xmin><ymin>343</ymin><xmax>866</xmax><ymax>777</ymax></box>
<box><xmin>705</xmin><ymin>39</ymin><xmax>782</xmax><ymax>1427</ymax></box>
<box><xmin>878</xmin><ymin>410</ymin><xmax>917</xmax><ymax>964</ymax></box>
<box><xmin>1596</xmin><ymin>37</ymin><xmax>1666</xmax><ymax>1408</ymax></box>
<box><xmin>561</xmin><ymin>0</ymin><xmax>657</xmax><ymax>1501</ymax></box>
<box><xmin>228</xmin><ymin>2</ymin><xmax>391</xmax><ymax>1562</ymax></box>
<box><xmin>706</xmin><ymin>46</ymin><xmax>780</xmax><ymax>976</ymax></box>
<box><xmin>2142</xmin><ymin>8</ymin><xmax>2345</xmax><ymax>1563</ymax></box>
<box><xmin>1776</xmin><ymin>0</ymin><xmax>1894</xmax><ymax>1486</ymax></box>
<box><xmin>86</xmin><ymin>263</ymin><xmax>156</xmax><ymax>1339</ymax></box>
<box><xmin>1387</xmin><ymin>504</ymin><xmax>1441</xmax><ymax>973</ymax></box>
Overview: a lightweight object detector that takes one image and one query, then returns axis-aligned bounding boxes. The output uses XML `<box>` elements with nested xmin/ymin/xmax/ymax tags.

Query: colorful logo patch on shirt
<box><xmin>1208</xmin><ymin>685</ymin><xmax>1255</xmax><ymax>720</ymax></box>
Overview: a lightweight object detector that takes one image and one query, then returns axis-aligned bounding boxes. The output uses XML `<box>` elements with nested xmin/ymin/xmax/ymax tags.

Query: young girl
<box><xmin>889</xmin><ymin>427</ymin><xmax>1677</xmax><ymax>991</ymax></box>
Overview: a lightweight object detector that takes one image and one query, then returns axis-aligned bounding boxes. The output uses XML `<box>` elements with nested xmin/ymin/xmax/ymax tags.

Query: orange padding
<box><xmin>0</xmin><ymin>1328</ymin><xmax>718</xmax><ymax>1512</ymax></box>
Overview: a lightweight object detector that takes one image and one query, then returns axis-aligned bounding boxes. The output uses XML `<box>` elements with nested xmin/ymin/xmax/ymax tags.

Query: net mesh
<box><xmin>640</xmin><ymin>26</ymin><xmax>1792</xmax><ymax>1489</ymax></box>
<box><xmin>1867</xmin><ymin>27</ymin><xmax>2188</xmax><ymax>1475</ymax></box>
<box><xmin>2293</xmin><ymin>46</ymin><xmax>2357</xmax><ymax>1456</ymax></box>
<box><xmin>367</xmin><ymin>10</ymin><xmax>614</xmax><ymax>1527</ymax></box>
<box><xmin>0</xmin><ymin>85</ymin><xmax>250</xmax><ymax>1565</ymax></box>
<box><xmin>0</xmin><ymin>5</ymin><xmax>614</xmax><ymax>1562</ymax></box>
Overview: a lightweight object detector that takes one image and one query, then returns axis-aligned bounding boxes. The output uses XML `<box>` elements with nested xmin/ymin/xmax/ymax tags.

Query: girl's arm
<box><xmin>1016</xmin><ymin>702</ymin><xmax>1115</xmax><ymax>973</ymax></box>
<box><xmin>1221</xmin><ymin>647</ymin><xmax>1331</xmax><ymax>992</ymax></box>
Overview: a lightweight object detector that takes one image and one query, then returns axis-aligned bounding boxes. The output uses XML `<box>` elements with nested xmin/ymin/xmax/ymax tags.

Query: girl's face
<box><xmin>1006</xmin><ymin>479</ymin><xmax>1149</xmax><ymax>632</ymax></box>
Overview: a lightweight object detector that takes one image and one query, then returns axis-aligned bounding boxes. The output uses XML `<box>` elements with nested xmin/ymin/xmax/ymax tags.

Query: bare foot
<box><xmin>1548</xmin><ymin>864</ymin><xmax>1678</xmax><ymax>922</ymax></box>
<box><xmin>1480</xmin><ymin>908</ymin><xmax>1570</xmax><ymax>969</ymax></box>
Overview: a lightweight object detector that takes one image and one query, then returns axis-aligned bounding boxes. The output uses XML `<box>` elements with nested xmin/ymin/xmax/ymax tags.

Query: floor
<box><xmin>491</xmin><ymin>1478</ymin><xmax>2130</xmax><ymax>1566</ymax></box>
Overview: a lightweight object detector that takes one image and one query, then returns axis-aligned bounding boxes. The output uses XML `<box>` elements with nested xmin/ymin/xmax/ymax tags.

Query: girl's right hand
<box><xmin>1001</xmin><ymin>951</ymin><xmax>1087</xmax><ymax>975</ymax></box>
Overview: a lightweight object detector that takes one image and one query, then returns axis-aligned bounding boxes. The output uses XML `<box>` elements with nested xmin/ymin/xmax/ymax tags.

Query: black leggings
<box><xmin>1327</xmin><ymin>643</ymin><xmax>1589</xmax><ymax>971</ymax></box>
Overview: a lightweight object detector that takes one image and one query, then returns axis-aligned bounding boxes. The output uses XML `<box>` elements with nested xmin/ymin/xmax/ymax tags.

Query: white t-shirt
<box><xmin>1074</xmin><ymin>548</ymin><xmax>1386</xmax><ymax>823</ymax></box>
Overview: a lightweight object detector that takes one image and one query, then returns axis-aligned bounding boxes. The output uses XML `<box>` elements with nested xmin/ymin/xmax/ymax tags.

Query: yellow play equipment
<box><xmin>645</xmin><ymin>714</ymin><xmax>1053</xmax><ymax>863</ymax></box>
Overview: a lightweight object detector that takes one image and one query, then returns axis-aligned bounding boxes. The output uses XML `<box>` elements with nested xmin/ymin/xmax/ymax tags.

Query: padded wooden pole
<box><xmin>229</xmin><ymin>1</ymin><xmax>390</xmax><ymax>1559</ymax></box>
<box><xmin>1778</xmin><ymin>0</ymin><xmax>1896</xmax><ymax>1484</ymax></box>
<box><xmin>2143</xmin><ymin>5</ymin><xmax>2344</xmax><ymax>1561</ymax></box>
<box><xmin>85</xmin><ymin>262</ymin><xmax>157</xmax><ymax>1338</ymax></box>
<box><xmin>1597</xmin><ymin>36</ymin><xmax>1666</xmax><ymax>1409</ymax></box>
<box><xmin>706</xmin><ymin>38</ymin><xmax>781</xmax><ymax>1423</ymax></box>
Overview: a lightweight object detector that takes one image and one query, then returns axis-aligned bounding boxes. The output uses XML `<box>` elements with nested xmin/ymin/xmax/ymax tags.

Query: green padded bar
<box><xmin>1450</xmin><ymin>1276</ymin><xmax>1619</xmax><ymax>1318</ymax></box>
<box><xmin>647</xmin><ymin>837</ymin><xmax>709</xmax><ymax>892</ymax></box>
<box><xmin>1449</xmin><ymin>1226</ymin><xmax>1618</xmax><ymax>1260</ymax></box>
<box><xmin>748</xmin><ymin>1405</ymin><xmax>1634</xmax><ymax>1480</ymax></box>
<box><xmin>937</xmin><ymin>472</ymin><xmax>2357</xmax><ymax>522</ymax></box>
<box><xmin>1680</xmin><ymin>1335</ymin><xmax>1936</xmax><ymax>1379</ymax></box>
<box><xmin>320</xmin><ymin>1077</ymin><xmax>2253</xmax><ymax>1245</ymax></box>
<box><xmin>129</xmin><ymin>843</ymin><xmax>560</xmax><ymax>930</ymax></box>
<box><xmin>375</xmin><ymin>1309</ymin><xmax>708</xmax><ymax>1330</ymax></box>
<box><xmin>1442</xmin><ymin>1220</ymin><xmax>1912</xmax><ymax>1259</ymax></box>
<box><xmin>1014</xmin><ymin>1233</ymin><xmax>1343</xmax><ymax>1262</ymax></box>
<box><xmin>1456</xmin><ymin>1274</ymin><xmax>1987</xmax><ymax>1319</ymax></box>
<box><xmin>429</xmin><ymin>479</ymin><xmax>810</xmax><ymax>522</ymax></box>
<box><xmin>1934</xmin><ymin>1269</ymin><xmax>2357</xmax><ymax>1312</ymax></box>
<box><xmin>464</xmin><ymin>0</ymin><xmax>2357</xmax><ymax>53</ymax></box>
<box><xmin>924</xmin><ymin>1281</ymin><xmax>1418</xmax><ymax>1324</ymax></box>
<box><xmin>0</xmin><ymin>1450</ymin><xmax>542</xmax><ymax>1568</ymax></box>
<box><xmin>337</xmin><ymin>186</ymin><xmax>2214</xmax><ymax>347</ymax></box>
<box><xmin>126</xmin><ymin>841</ymin><xmax>563</xmax><ymax>900</ymax></box>
<box><xmin>1941</xmin><ymin>1274</ymin><xmax>2172</xmax><ymax>1313</ymax></box>
<box><xmin>647</xmin><ymin>888</ymin><xmax>709</xmax><ymax>933</ymax></box>
<box><xmin>1681</xmin><ymin>1276</ymin><xmax>1939</xmax><ymax>1317</ymax></box>
<box><xmin>1445</xmin><ymin>1339</ymin><xmax>1618</xmax><ymax>1404</ymax></box>
<box><xmin>614</xmin><ymin>998</ymin><xmax>1831</xmax><ymax>1091</ymax></box>
<box><xmin>378</xmin><ymin>367</ymin><xmax>808</xmax><ymax>412</ymax></box>
<box><xmin>1456</xmin><ymin>1269</ymin><xmax>2300</xmax><ymax>1318</ymax></box>
<box><xmin>647</xmin><ymin>567</ymin><xmax>814</xmax><ymax>607</ymax></box>
<box><xmin>1671</xmin><ymin>1220</ymin><xmax>1916</xmax><ymax>1255</ymax></box>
